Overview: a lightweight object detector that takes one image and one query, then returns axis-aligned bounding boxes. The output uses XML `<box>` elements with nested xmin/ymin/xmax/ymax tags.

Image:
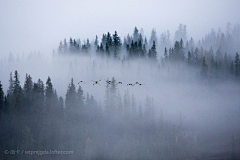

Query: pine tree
<box><xmin>149</xmin><ymin>28</ymin><xmax>157</xmax><ymax>46</ymax></box>
<box><xmin>58</xmin><ymin>41</ymin><xmax>63</xmax><ymax>54</ymax></box>
<box><xmin>201</xmin><ymin>57</ymin><xmax>208</xmax><ymax>78</ymax></box>
<box><xmin>76</xmin><ymin>85</ymin><xmax>85</xmax><ymax>116</ymax></box>
<box><xmin>100</xmin><ymin>43</ymin><xmax>104</xmax><ymax>54</ymax></box>
<box><xmin>144</xmin><ymin>37</ymin><xmax>148</xmax><ymax>49</ymax></box>
<box><xmin>94</xmin><ymin>35</ymin><xmax>99</xmax><ymax>47</ymax></box>
<box><xmin>133</xmin><ymin>26</ymin><xmax>139</xmax><ymax>42</ymax></box>
<box><xmin>13</xmin><ymin>70</ymin><xmax>24</xmax><ymax>112</ymax></box>
<box><xmin>69</xmin><ymin>37</ymin><xmax>73</xmax><ymax>52</ymax></box>
<box><xmin>187</xmin><ymin>51</ymin><xmax>192</xmax><ymax>65</ymax></box>
<box><xmin>105</xmin><ymin>42</ymin><xmax>110</xmax><ymax>56</ymax></box>
<box><xmin>0</xmin><ymin>81</ymin><xmax>4</xmax><ymax>119</ymax></box>
<box><xmin>179</xmin><ymin>38</ymin><xmax>185</xmax><ymax>61</ymax></box>
<box><xmin>8</xmin><ymin>72</ymin><xmax>13</xmax><ymax>95</ymax></box>
<box><xmin>65</xmin><ymin>78</ymin><xmax>77</xmax><ymax>110</ymax></box>
<box><xmin>234</xmin><ymin>52</ymin><xmax>239</xmax><ymax>77</ymax></box>
<box><xmin>101</xmin><ymin>34</ymin><xmax>107</xmax><ymax>48</ymax></box>
<box><xmin>174</xmin><ymin>24</ymin><xmax>187</xmax><ymax>43</ymax></box>
<box><xmin>45</xmin><ymin>76</ymin><xmax>54</xmax><ymax>112</ymax></box>
<box><xmin>24</xmin><ymin>74</ymin><xmax>33</xmax><ymax>109</ymax></box>
<box><xmin>148</xmin><ymin>41</ymin><xmax>157</xmax><ymax>61</ymax></box>
<box><xmin>173</xmin><ymin>41</ymin><xmax>180</xmax><ymax>61</ymax></box>
<box><xmin>106</xmin><ymin>32</ymin><xmax>112</xmax><ymax>47</ymax></box>
<box><xmin>63</xmin><ymin>38</ymin><xmax>68</xmax><ymax>53</ymax></box>
<box><xmin>113</xmin><ymin>31</ymin><xmax>121</xmax><ymax>48</ymax></box>
<box><xmin>86</xmin><ymin>38</ymin><xmax>91</xmax><ymax>49</ymax></box>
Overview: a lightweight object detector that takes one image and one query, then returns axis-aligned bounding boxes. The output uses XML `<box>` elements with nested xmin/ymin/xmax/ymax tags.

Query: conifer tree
<box><xmin>133</xmin><ymin>27</ymin><xmax>139</xmax><ymax>42</ymax></box>
<box><xmin>201</xmin><ymin>57</ymin><xmax>208</xmax><ymax>78</ymax></box>
<box><xmin>76</xmin><ymin>85</ymin><xmax>85</xmax><ymax>117</ymax></box>
<box><xmin>187</xmin><ymin>51</ymin><xmax>192</xmax><ymax>65</ymax></box>
<box><xmin>105</xmin><ymin>42</ymin><xmax>110</xmax><ymax>56</ymax></box>
<box><xmin>24</xmin><ymin>74</ymin><xmax>33</xmax><ymax>109</ymax></box>
<box><xmin>13</xmin><ymin>70</ymin><xmax>24</xmax><ymax>112</ymax></box>
<box><xmin>94</xmin><ymin>35</ymin><xmax>99</xmax><ymax>47</ymax></box>
<box><xmin>100</xmin><ymin>43</ymin><xmax>104</xmax><ymax>54</ymax></box>
<box><xmin>0</xmin><ymin>81</ymin><xmax>4</xmax><ymax>119</ymax></box>
<box><xmin>8</xmin><ymin>72</ymin><xmax>13</xmax><ymax>96</ymax></box>
<box><xmin>65</xmin><ymin>78</ymin><xmax>77</xmax><ymax>110</ymax></box>
<box><xmin>164</xmin><ymin>47</ymin><xmax>168</xmax><ymax>60</ymax></box>
<box><xmin>45</xmin><ymin>76</ymin><xmax>54</xmax><ymax>112</ymax></box>
<box><xmin>144</xmin><ymin>37</ymin><xmax>148</xmax><ymax>49</ymax></box>
<box><xmin>149</xmin><ymin>28</ymin><xmax>157</xmax><ymax>46</ymax></box>
<box><xmin>234</xmin><ymin>52</ymin><xmax>239</xmax><ymax>77</ymax></box>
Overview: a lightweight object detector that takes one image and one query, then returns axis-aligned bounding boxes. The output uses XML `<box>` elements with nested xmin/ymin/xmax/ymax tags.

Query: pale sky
<box><xmin>0</xmin><ymin>0</ymin><xmax>240</xmax><ymax>55</ymax></box>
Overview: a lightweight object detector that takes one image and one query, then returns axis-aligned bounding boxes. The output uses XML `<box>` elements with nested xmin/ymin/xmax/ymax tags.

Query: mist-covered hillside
<box><xmin>0</xmin><ymin>24</ymin><xmax>240</xmax><ymax>160</ymax></box>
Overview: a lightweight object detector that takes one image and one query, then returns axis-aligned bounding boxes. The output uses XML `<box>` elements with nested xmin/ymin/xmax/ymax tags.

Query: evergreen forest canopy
<box><xmin>57</xmin><ymin>23</ymin><xmax>240</xmax><ymax>80</ymax></box>
<box><xmin>0</xmin><ymin>23</ymin><xmax>240</xmax><ymax>160</ymax></box>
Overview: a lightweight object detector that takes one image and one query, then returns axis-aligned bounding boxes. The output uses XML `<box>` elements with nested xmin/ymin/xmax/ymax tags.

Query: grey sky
<box><xmin>0</xmin><ymin>0</ymin><xmax>239</xmax><ymax>55</ymax></box>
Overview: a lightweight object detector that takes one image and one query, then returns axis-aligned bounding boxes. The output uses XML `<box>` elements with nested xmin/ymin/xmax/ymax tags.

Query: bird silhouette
<box><xmin>78</xmin><ymin>81</ymin><xmax>86</xmax><ymax>84</ymax></box>
<box><xmin>138</xmin><ymin>83</ymin><xmax>145</xmax><ymax>86</ymax></box>
<box><xmin>92</xmin><ymin>79</ymin><xmax>101</xmax><ymax>85</ymax></box>
<box><xmin>105</xmin><ymin>79</ymin><xmax>112</xmax><ymax>84</ymax></box>
<box><xmin>117</xmin><ymin>82</ymin><xmax>122</xmax><ymax>84</ymax></box>
<box><xmin>127</xmin><ymin>83</ymin><xmax>135</xmax><ymax>86</ymax></box>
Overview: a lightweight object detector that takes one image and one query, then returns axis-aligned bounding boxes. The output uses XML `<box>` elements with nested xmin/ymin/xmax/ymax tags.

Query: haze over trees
<box><xmin>0</xmin><ymin>23</ymin><xmax>240</xmax><ymax>160</ymax></box>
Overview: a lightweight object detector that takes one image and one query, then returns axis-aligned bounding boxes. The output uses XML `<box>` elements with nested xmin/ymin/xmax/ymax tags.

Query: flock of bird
<box><xmin>78</xmin><ymin>79</ymin><xmax>145</xmax><ymax>86</ymax></box>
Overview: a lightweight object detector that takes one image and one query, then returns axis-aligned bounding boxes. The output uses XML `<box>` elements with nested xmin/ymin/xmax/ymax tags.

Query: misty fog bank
<box><xmin>1</xmin><ymin>23</ymin><xmax>240</xmax><ymax>159</ymax></box>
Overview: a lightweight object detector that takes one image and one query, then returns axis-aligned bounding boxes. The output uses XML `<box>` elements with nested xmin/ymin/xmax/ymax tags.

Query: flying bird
<box><xmin>78</xmin><ymin>81</ymin><xmax>86</xmax><ymax>84</ymax></box>
<box><xmin>127</xmin><ymin>83</ymin><xmax>135</xmax><ymax>86</ymax></box>
<box><xmin>117</xmin><ymin>82</ymin><xmax>122</xmax><ymax>84</ymax></box>
<box><xmin>138</xmin><ymin>83</ymin><xmax>145</xmax><ymax>86</ymax></box>
<box><xmin>92</xmin><ymin>79</ymin><xmax>101</xmax><ymax>85</ymax></box>
<box><xmin>105</xmin><ymin>79</ymin><xmax>112</xmax><ymax>84</ymax></box>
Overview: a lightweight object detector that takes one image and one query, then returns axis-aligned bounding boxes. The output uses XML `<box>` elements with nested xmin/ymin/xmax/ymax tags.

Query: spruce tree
<box><xmin>234</xmin><ymin>52</ymin><xmax>239</xmax><ymax>77</ymax></box>
<box><xmin>201</xmin><ymin>57</ymin><xmax>208</xmax><ymax>78</ymax></box>
<box><xmin>76</xmin><ymin>85</ymin><xmax>85</xmax><ymax>116</ymax></box>
<box><xmin>164</xmin><ymin>47</ymin><xmax>168</xmax><ymax>60</ymax></box>
<box><xmin>0</xmin><ymin>81</ymin><xmax>4</xmax><ymax>119</ymax></box>
<box><xmin>149</xmin><ymin>28</ymin><xmax>157</xmax><ymax>46</ymax></box>
<box><xmin>13</xmin><ymin>70</ymin><xmax>24</xmax><ymax>112</ymax></box>
<box><xmin>65</xmin><ymin>78</ymin><xmax>77</xmax><ymax>111</ymax></box>
<box><xmin>23</xmin><ymin>74</ymin><xmax>33</xmax><ymax>111</ymax></box>
<box><xmin>94</xmin><ymin>35</ymin><xmax>99</xmax><ymax>47</ymax></box>
<box><xmin>8</xmin><ymin>72</ymin><xmax>13</xmax><ymax>96</ymax></box>
<box><xmin>45</xmin><ymin>76</ymin><xmax>54</xmax><ymax>112</ymax></box>
<box><xmin>133</xmin><ymin>26</ymin><xmax>139</xmax><ymax>42</ymax></box>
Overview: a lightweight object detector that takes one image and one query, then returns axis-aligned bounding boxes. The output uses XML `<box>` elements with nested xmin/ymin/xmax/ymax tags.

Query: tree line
<box><xmin>57</xmin><ymin>24</ymin><xmax>240</xmax><ymax>81</ymax></box>
<box><xmin>0</xmin><ymin>72</ymin><xmax>200</xmax><ymax>159</ymax></box>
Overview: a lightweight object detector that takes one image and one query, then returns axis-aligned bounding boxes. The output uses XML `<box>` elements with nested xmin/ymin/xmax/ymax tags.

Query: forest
<box><xmin>0</xmin><ymin>23</ymin><xmax>240</xmax><ymax>160</ymax></box>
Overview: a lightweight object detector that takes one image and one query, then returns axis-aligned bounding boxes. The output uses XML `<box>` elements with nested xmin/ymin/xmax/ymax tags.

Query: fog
<box><xmin>1</xmin><ymin>0</ymin><xmax>240</xmax><ymax>160</ymax></box>
<box><xmin>1</xmin><ymin>0</ymin><xmax>240</xmax><ymax>54</ymax></box>
<box><xmin>1</xmin><ymin>47</ymin><xmax>240</xmax><ymax>159</ymax></box>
